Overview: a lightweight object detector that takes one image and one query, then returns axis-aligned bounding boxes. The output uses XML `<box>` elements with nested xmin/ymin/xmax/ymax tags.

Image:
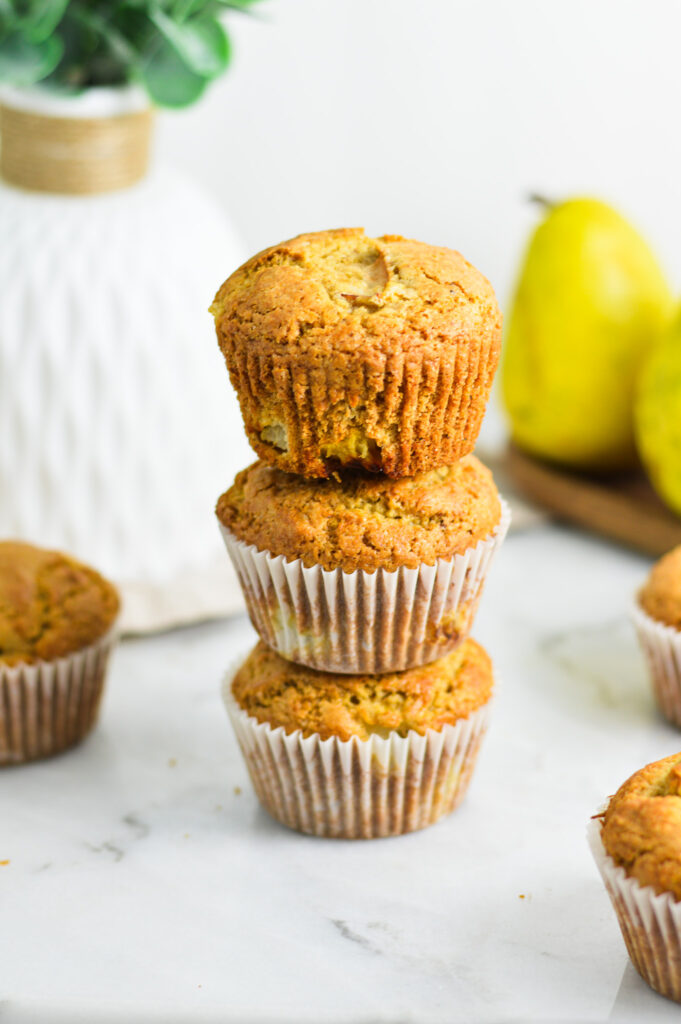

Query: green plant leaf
<box><xmin>170</xmin><ymin>0</ymin><xmax>261</xmax><ymax>16</ymax></box>
<box><xmin>212</xmin><ymin>0</ymin><xmax>263</xmax><ymax>9</ymax></box>
<box><xmin>0</xmin><ymin>0</ymin><xmax>252</xmax><ymax>106</ymax></box>
<box><xmin>142</xmin><ymin>35</ymin><xmax>208</xmax><ymax>106</ymax></box>
<box><xmin>170</xmin><ymin>0</ymin><xmax>205</xmax><ymax>21</ymax></box>
<box><xmin>148</xmin><ymin>8</ymin><xmax>230</xmax><ymax>78</ymax></box>
<box><xmin>71</xmin><ymin>6</ymin><xmax>139</xmax><ymax>66</ymax></box>
<box><xmin>0</xmin><ymin>31</ymin><xmax>63</xmax><ymax>84</ymax></box>
<box><xmin>0</xmin><ymin>0</ymin><xmax>18</xmax><ymax>35</ymax></box>
<box><xmin>21</xmin><ymin>0</ymin><xmax>70</xmax><ymax>42</ymax></box>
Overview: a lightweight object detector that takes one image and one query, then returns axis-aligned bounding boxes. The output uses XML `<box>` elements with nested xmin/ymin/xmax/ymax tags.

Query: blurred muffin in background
<box><xmin>633</xmin><ymin>545</ymin><xmax>681</xmax><ymax>726</ymax></box>
<box><xmin>211</xmin><ymin>228</ymin><xmax>502</xmax><ymax>479</ymax></box>
<box><xmin>639</xmin><ymin>546</ymin><xmax>681</xmax><ymax>629</ymax></box>
<box><xmin>224</xmin><ymin>638</ymin><xmax>494</xmax><ymax>838</ymax></box>
<box><xmin>216</xmin><ymin>455</ymin><xmax>509</xmax><ymax>673</ymax></box>
<box><xmin>0</xmin><ymin>541</ymin><xmax>120</xmax><ymax>764</ymax></box>
<box><xmin>589</xmin><ymin>752</ymin><xmax>681</xmax><ymax>1003</ymax></box>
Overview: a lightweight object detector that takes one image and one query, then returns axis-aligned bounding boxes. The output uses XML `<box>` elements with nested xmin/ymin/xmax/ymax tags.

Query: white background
<box><xmin>157</xmin><ymin>0</ymin><xmax>681</xmax><ymax>318</ymax></box>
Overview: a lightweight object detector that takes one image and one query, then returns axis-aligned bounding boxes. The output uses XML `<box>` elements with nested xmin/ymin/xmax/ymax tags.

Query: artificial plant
<box><xmin>0</xmin><ymin>0</ymin><xmax>259</xmax><ymax>107</ymax></box>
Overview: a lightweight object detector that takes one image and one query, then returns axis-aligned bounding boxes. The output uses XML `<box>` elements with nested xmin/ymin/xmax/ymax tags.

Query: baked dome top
<box><xmin>231</xmin><ymin>638</ymin><xmax>493</xmax><ymax>741</ymax></box>
<box><xmin>639</xmin><ymin>545</ymin><xmax>681</xmax><ymax>629</ymax></box>
<box><xmin>0</xmin><ymin>541</ymin><xmax>119</xmax><ymax>665</ymax></box>
<box><xmin>602</xmin><ymin>752</ymin><xmax>681</xmax><ymax>900</ymax></box>
<box><xmin>211</xmin><ymin>227</ymin><xmax>501</xmax><ymax>359</ymax></box>
<box><xmin>217</xmin><ymin>455</ymin><xmax>501</xmax><ymax>573</ymax></box>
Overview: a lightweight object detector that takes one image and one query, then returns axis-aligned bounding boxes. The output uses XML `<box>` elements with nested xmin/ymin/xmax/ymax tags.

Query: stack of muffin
<box><xmin>211</xmin><ymin>228</ymin><xmax>509</xmax><ymax>839</ymax></box>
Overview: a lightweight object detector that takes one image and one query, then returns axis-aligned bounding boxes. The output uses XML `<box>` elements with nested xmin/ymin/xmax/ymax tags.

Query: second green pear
<box><xmin>636</xmin><ymin>315</ymin><xmax>681</xmax><ymax>515</ymax></box>
<box><xmin>502</xmin><ymin>198</ymin><xmax>672</xmax><ymax>471</ymax></box>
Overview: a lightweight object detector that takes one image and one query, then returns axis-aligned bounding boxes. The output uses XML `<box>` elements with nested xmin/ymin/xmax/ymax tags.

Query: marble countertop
<box><xmin>3</xmin><ymin>523</ymin><xmax>681</xmax><ymax>1024</ymax></box>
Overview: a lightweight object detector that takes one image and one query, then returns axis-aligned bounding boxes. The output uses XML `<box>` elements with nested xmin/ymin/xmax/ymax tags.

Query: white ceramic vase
<box><xmin>0</xmin><ymin>87</ymin><xmax>252</xmax><ymax>630</ymax></box>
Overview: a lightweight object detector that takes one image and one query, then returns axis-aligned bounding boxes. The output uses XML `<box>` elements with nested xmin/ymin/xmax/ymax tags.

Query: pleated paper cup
<box><xmin>588</xmin><ymin>813</ymin><xmax>681</xmax><ymax>1002</ymax></box>
<box><xmin>223</xmin><ymin>668</ymin><xmax>492</xmax><ymax>839</ymax></box>
<box><xmin>632</xmin><ymin>601</ymin><xmax>681</xmax><ymax>727</ymax></box>
<box><xmin>224</xmin><ymin>341</ymin><xmax>501</xmax><ymax>479</ymax></box>
<box><xmin>219</xmin><ymin>499</ymin><xmax>510</xmax><ymax>674</ymax></box>
<box><xmin>0</xmin><ymin>629</ymin><xmax>117</xmax><ymax>765</ymax></box>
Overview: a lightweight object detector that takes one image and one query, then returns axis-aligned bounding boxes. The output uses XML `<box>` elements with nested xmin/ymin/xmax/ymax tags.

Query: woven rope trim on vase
<box><xmin>0</xmin><ymin>104</ymin><xmax>154</xmax><ymax>195</ymax></box>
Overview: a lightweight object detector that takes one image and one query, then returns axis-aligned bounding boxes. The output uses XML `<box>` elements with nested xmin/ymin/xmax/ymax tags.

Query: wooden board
<box><xmin>505</xmin><ymin>443</ymin><xmax>681</xmax><ymax>557</ymax></box>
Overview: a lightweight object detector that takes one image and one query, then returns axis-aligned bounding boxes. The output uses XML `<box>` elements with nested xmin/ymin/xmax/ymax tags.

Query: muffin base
<box><xmin>588</xmin><ymin>814</ymin><xmax>681</xmax><ymax>1002</ymax></box>
<box><xmin>219</xmin><ymin>499</ymin><xmax>510</xmax><ymax>674</ymax></box>
<box><xmin>0</xmin><ymin>631</ymin><xmax>117</xmax><ymax>765</ymax></box>
<box><xmin>226</xmin><ymin>345</ymin><xmax>500</xmax><ymax>479</ymax></box>
<box><xmin>632</xmin><ymin>601</ymin><xmax>681</xmax><ymax>727</ymax></box>
<box><xmin>223</xmin><ymin>667</ymin><xmax>492</xmax><ymax>839</ymax></box>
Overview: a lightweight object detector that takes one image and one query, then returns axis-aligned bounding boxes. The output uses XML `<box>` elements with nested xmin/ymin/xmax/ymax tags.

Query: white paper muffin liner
<box><xmin>0</xmin><ymin>629</ymin><xmax>117</xmax><ymax>765</ymax></box>
<box><xmin>632</xmin><ymin>601</ymin><xmax>681</xmax><ymax>727</ymax></box>
<box><xmin>588</xmin><ymin>812</ymin><xmax>681</xmax><ymax>1002</ymax></box>
<box><xmin>219</xmin><ymin>499</ymin><xmax>510</xmax><ymax>674</ymax></box>
<box><xmin>223</xmin><ymin>664</ymin><xmax>492</xmax><ymax>839</ymax></box>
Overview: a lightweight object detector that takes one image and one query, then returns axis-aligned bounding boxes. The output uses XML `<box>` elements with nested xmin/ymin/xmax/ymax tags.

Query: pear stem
<box><xmin>528</xmin><ymin>193</ymin><xmax>556</xmax><ymax>211</ymax></box>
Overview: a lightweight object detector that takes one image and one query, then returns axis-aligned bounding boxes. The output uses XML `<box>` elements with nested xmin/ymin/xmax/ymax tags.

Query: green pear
<box><xmin>502</xmin><ymin>198</ymin><xmax>672</xmax><ymax>470</ymax></box>
<box><xmin>636</xmin><ymin>314</ymin><xmax>681</xmax><ymax>514</ymax></box>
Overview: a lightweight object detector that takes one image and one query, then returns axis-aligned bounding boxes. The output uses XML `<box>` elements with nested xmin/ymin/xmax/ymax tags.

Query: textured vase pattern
<box><xmin>0</xmin><ymin>166</ymin><xmax>252</xmax><ymax>591</ymax></box>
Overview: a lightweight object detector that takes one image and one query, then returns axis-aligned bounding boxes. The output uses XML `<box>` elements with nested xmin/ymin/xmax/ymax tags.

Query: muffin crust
<box><xmin>639</xmin><ymin>546</ymin><xmax>681</xmax><ymax>630</ymax></box>
<box><xmin>602</xmin><ymin>753</ymin><xmax>681</xmax><ymax>900</ymax></box>
<box><xmin>217</xmin><ymin>455</ymin><xmax>501</xmax><ymax>573</ymax></box>
<box><xmin>210</xmin><ymin>228</ymin><xmax>501</xmax><ymax>478</ymax></box>
<box><xmin>0</xmin><ymin>541</ymin><xmax>120</xmax><ymax>665</ymax></box>
<box><xmin>231</xmin><ymin>638</ymin><xmax>493</xmax><ymax>741</ymax></box>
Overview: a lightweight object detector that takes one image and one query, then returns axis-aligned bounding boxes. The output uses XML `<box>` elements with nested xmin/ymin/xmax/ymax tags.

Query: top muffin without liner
<box><xmin>211</xmin><ymin>228</ymin><xmax>501</xmax><ymax>479</ymax></box>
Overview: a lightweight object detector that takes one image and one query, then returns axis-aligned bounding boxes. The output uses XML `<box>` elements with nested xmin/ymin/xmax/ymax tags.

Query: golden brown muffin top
<box><xmin>639</xmin><ymin>546</ymin><xmax>681</xmax><ymax>629</ymax></box>
<box><xmin>231</xmin><ymin>638</ymin><xmax>493</xmax><ymax>741</ymax></box>
<box><xmin>601</xmin><ymin>753</ymin><xmax>681</xmax><ymax>900</ymax></box>
<box><xmin>216</xmin><ymin>455</ymin><xmax>501</xmax><ymax>573</ymax></box>
<box><xmin>0</xmin><ymin>541</ymin><xmax>120</xmax><ymax>666</ymax></box>
<box><xmin>210</xmin><ymin>228</ymin><xmax>501</xmax><ymax>359</ymax></box>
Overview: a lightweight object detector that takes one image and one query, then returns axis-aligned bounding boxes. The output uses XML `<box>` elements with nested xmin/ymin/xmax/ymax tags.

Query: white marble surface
<box><xmin>3</xmin><ymin>524</ymin><xmax>681</xmax><ymax>1024</ymax></box>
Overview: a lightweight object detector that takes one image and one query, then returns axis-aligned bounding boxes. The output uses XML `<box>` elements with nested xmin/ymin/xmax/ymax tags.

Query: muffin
<box><xmin>216</xmin><ymin>456</ymin><xmax>509</xmax><ymax>673</ymax></box>
<box><xmin>210</xmin><ymin>228</ymin><xmax>501</xmax><ymax>479</ymax></box>
<box><xmin>633</xmin><ymin>546</ymin><xmax>681</xmax><ymax>726</ymax></box>
<box><xmin>639</xmin><ymin>546</ymin><xmax>681</xmax><ymax>630</ymax></box>
<box><xmin>589</xmin><ymin>753</ymin><xmax>681</xmax><ymax>1002</ymax></box>
<box><xmin>0</xmin><ymin>541</ymin><xmax>120</xmax><ymax>764</ymax></box>
<box><xmin>225</xmin><ymin>638</ymin><xmax>494</xmax><ymax>838</ymax></box>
